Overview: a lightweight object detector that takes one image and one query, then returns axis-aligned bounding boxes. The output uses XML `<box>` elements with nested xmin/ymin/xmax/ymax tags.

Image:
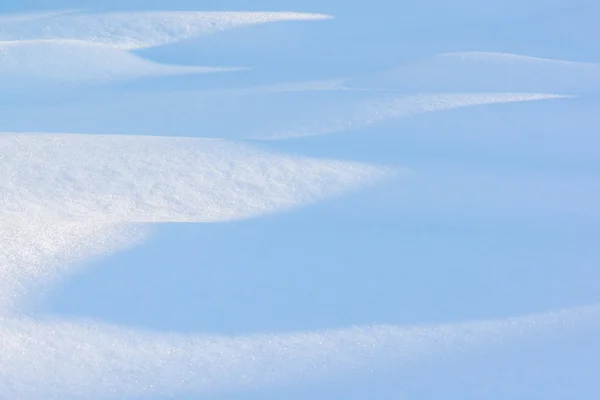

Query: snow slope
<box><xmin>0</xmin><ymin>4</ymin><xmax>598</xmax><ymax>400</ymax></box>
<box><xmin>349</xmin><ymin>52</ymin><xmax>600</xmax><ymax>93</ymax></box>
<box><xmin>0</xmin><ymin>10</ymin><xmax>331</xmax><ymax>49</ymax></box>
<box><xmin>0</xmin><ymin>133</ymin><xmax>390</xmax><ymax>312</ymax></box>
<box><xmin>0</xmin><ymin>40</ymin><xmax>239</xmax><ymax>86</ymax></box>
<box><xmin>1</xmin><ymin>304</ymin><xmax>597</xmax><ymax>399</ymax></box>
<box><xmin>0</xmin><ymin>10</ymin><xmax>328</xmax><ymax>86</ymax></box>
<box><xmin>0</xmin><ymin>86</ymin><xmax>568</xmax><ymax>137</ymax></box>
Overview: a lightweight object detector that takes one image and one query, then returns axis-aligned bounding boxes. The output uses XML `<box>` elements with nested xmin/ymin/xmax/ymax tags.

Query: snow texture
<box><xmin>0</xmin><ymin>5</ymin><xmax>598</xmax><ymax>400</ymax></box>
<box><xmin>0</xmin><ymin>10</ymin><xmax>328</xmax><ymax>86</ymax></box>
<box><xmin>0</xmin><ymin>10</ymin><xmax>332</xmax><ymax>49</ymax></box>
<box><xmin>0</xmin><ymin>40</ymin><xmax>241</xmax><ymax>86</ymax></box>
<box><xmin>0</xmin><ymin>133</ymin><xmax>390</xmax><ymax>313</ymax></box>
<box><xmin>1</xmin><ymin>305</ymin><xmax>598</xmax><ymax>399</ymax></box>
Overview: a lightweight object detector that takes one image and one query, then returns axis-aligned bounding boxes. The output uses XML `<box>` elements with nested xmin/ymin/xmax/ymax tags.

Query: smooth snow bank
<box><xmin>0</xmin><ymin>133</ymin><xmax>388</xmax><ymax>222</ymax></box>
<box><xmin>0</xmin><ymin>10</ymin><xmax>332</xmax><ymax>50</ymax></box>
<box><xmin>0</xmin><ymin>304</ymin><xmax>598</xmax><ymax>399</ymax></box>
<box><xmin>0</xmin><ymin>133</ymin><xmax>391</xmax><ymax>312</ymax></box>
<box><xmin>349</xmin><ymin>52</ymin><xmax>600</xmax><ymax>93</ymax></box>
<box><xmin>0</xmin><ymin>88</ymin><xmax>565</xmax><ymax>138</ymax></box>
<box><xmin>0</xmin><ymin>10</ymin><xmax>330</xmax><ymax>86</ymax></box>
<box><xmin>255</xmin><ymin>92</ymin><xmax>566</xmax><ymax>139</ymax></box>
<box><xmin>0</xmin><ymin>40</ymin><xmax>239</xmax><ymax>86</ymax></box>
<box><xmin>0</xmin><ymin>221</ymin><xmax>149</xmax><ymax>316</ymax></box>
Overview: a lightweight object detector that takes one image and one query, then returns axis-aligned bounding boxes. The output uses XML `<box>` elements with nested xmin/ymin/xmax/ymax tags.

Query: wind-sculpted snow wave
<box><xmin>0</xmin><ymin>10</ymin><xmax>328</xmax><ymax>86</ymax></box>
<box><xmin>0</xmin><ymin>6</ymin><xmax>598</xmax><ymax>400</ymax></box>
<box><xmin>0</xmin><ymin>40</ymin><xmax>241</xmax><ymax>86</ymax></box>
<box><xmin>254</xmin><ymin>92</ymin><xmax>568</xmax><ymax>140</ymax></box>
<box><xmin>0</xmin><ymin>128</ymin><xmax>597</xmax><ymax>397</ymax></box>
<box><xmin>0</xmin><ymin>132</ymin><xmax>391</xmax><ymax>313</ymax></box>
<box><xmin>0</xmin><ymin>10</ymin><xmax>331</xmax><ymax>49</ymax></box>
<box><xmin>1</xmin><ymin>304</ymin><xmax>598</xmax><ymax>399</ymax></box>
<box><xmin>0</xmin><ymin>87</ymin><xmax>569</xmax><ymax>138</ymax></box>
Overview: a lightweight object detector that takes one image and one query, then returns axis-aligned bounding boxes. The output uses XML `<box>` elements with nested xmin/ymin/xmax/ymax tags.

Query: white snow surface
<box><xmin>257</xmin><ymin>92</ymin><xmax>567</xmax><ymax>139</ymax></box>
<box><xmin>0</xmin><ymin>133</ymin><xmax>391</xmax><ymax>313</ymax></box>
<box><xmin>1</xmin><ymin>304</ymin><xmax>598</xmax><ymax>399</ymax></box>
<box><xmin>0</xmin><ymin>10</ymin><xmax>331</xmax><ymax>49</ymax></box>
<box><xmin>0</xmin><ymin>40</ymin><xmax>240</xmax><ymax>86</ymax></box>
<box><xmin>0</xmin><ymin>88</ymin><xmax>567</xmax><ymax>138</ymax></box>
<box><xmin>0</xmin><ymin>6</ymin><xmax>598</xmax><ymax>400</ymax></box>
<box><xmin>0</xmin><ymin>10</ymin><xmax>328</xmax><ymax>85</ymax></box>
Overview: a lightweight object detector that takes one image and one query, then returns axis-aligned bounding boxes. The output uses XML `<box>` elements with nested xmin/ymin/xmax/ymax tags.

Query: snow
<box><xmin>0</xmin><ymin>40</ymin><xmax>241</xmax><ymax>86</ymax></box>
<box><xmin>0</xmin><ymin>10</ymin><xmax>328</xmax><ymax>86</ymax></box>
<box><xmin>350</xmin><ymin>52</ymin><xmax>600</xmax><ymax>93</ymax></box>
<box><xmin>1</xmin><ymin>305</ymin><xmax>598</xmax><ymax>399</ymax></box>
<box><xmin>0</xmin><ymin>3</ymin><xmax>598</xmax><ymax>400</ymax></box>
<box><xmin>0</xmin><ymin>133</ymin><xmax>389</xmax><ymax>312</ymax></box>
<box><xmin>0</xmin><ymin>11</ymin><xmax>332</xmax><ymax>49</ymax></box>
<box><xmin>0</xmin><ymin>88</ymin><xmax>568</xmax><ymax>138</ymax></box>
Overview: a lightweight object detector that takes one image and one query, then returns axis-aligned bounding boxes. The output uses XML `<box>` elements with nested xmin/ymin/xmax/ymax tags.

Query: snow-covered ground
<box><xmin>1</xmin><ymin>2</ymin><xmax>599</xmax><ymax>399</ymax></box>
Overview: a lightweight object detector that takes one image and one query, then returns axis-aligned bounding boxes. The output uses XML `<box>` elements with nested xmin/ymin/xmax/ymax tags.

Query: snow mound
<box><xmin>255</xmin><ymin>92</ymin><xmax>567</xmax><ymax>139</ymax></box>
<box><xmin>0</xmin><ymin>132</ymin><xmax>392</xmax><ymax>312</ymax></box>
<box><xmin>0</xmin><ymin>40</ymin><xmax>239</xmax><ymax>86</ymax></box>
<box><xmin>0</xmin><ymin>304</ymin><xmax>597</xmax><ymax>398</ymax></box>
<box><xmin>0</xmin><ymin>87</ymin><xmax>565</xmax><ymax>138</ymax></box>
<box><xmin>0</xmin><ymin>10</ymin><xmax>332</xmax><ymax>50</ymax></box>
